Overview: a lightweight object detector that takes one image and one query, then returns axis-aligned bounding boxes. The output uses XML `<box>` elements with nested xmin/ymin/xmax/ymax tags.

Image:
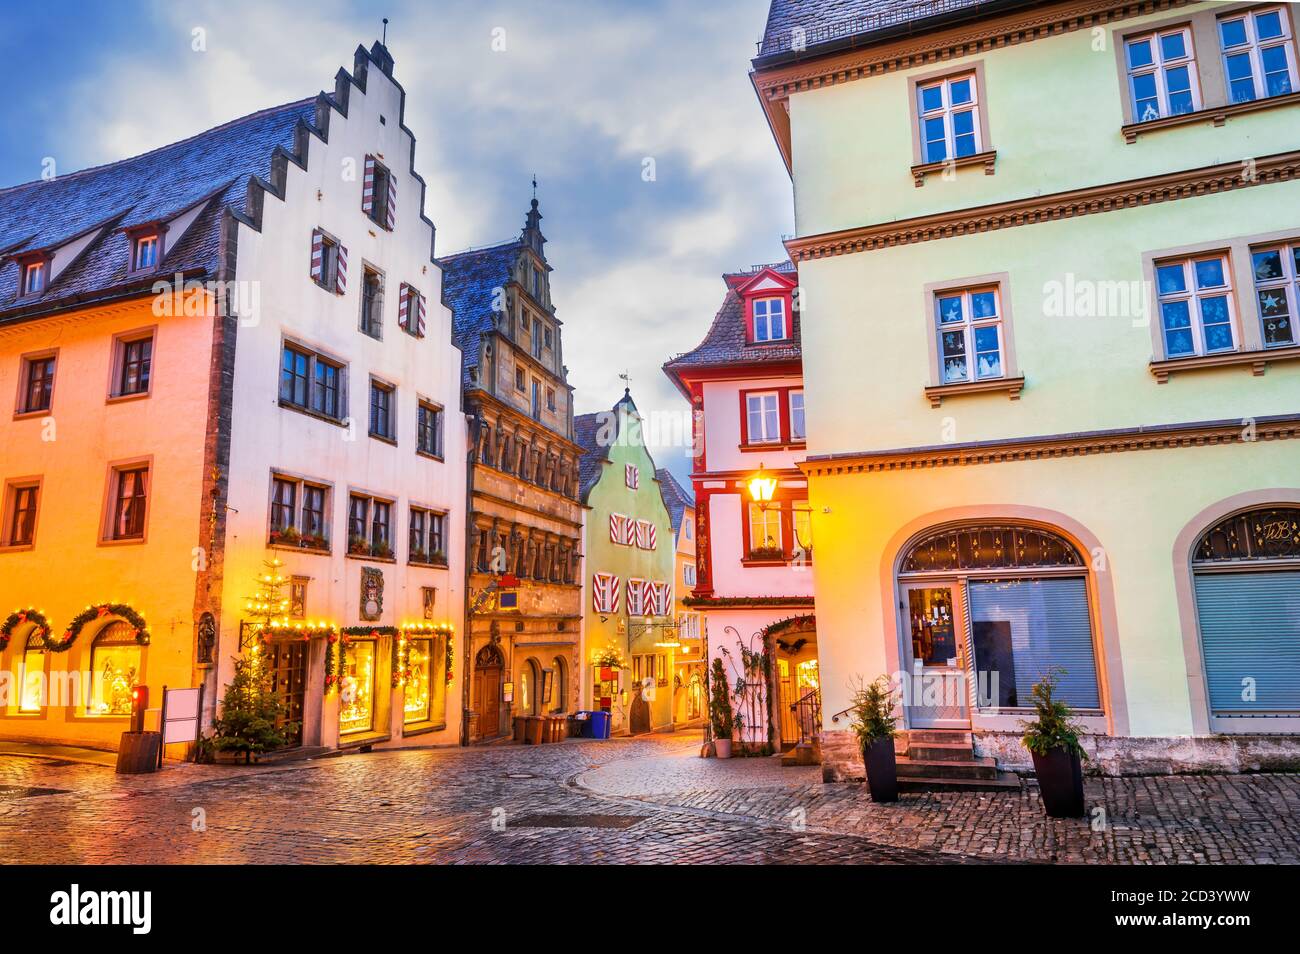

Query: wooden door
<box><xmin>475</xmin><ymin>665</ymin><xmax>502</xmax><ymax>739</ymax></box>
<box><xmin>267</xmin><ymin>641</ymin><xmax>307</xmax><ymax>746</ymax></box>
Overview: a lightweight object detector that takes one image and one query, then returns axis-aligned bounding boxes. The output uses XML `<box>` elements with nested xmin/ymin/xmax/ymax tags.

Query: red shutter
<box><xmin>415</xmin><ymin>290</ymin><xmax>427</xmax><ymax>337</ymax></box>
<box><xmin>609</xmin><ymin>575</ymin><xmax>620</xmax><ymax>613</ymax></box>
<box><xmin>398</xmin><ymin>284</ymin><xmax>410</xmax><ymax>333</ymax></box>
<box><xmin>386</xmin><ymin>173</ymin><xmax>397</xmax><ymax>230</ymax></box>
<box><xmin>647</xmin><ymin>523</ymin><xmax>657</xmax><ymax>550</ymax></box>
<box><xmin>609</xmin><ymin>514</ymin><xmax>621</xmax><ymax>544</ymax></box>
<box><xmin>362</xmin><ymin>155</ymin><xmax>375</xmax><ymax>217</ymax></box>
<box><xmin>310</xmin><ymin>229</ymin><xmax>323</xmax><ymax>282</ymax></box>
<box><xmin>336</xmin><ymin>243</ymin><xmax>348</xmax><ymax>295</ymax></box>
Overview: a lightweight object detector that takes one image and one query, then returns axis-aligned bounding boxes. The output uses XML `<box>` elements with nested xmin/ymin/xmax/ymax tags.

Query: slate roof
<box><xmin>655</xmin><ymin>468</ymin><xmax>694</xmax><ymax>536</ymax></box>
<box><xmin>0</xmin><ymin>99</ymin><xmax>315</xmax><ymax>323</ymax></box>
<box><xmin>663</xmin><ymin>262</ymin><xmax>801</xmax><ymax>383</ymax></box>
<box><xmin>438</xmin><ymin>239</ymin><xmax>523</xmax><ymax>387</ymax></box>
<box><xmin>574</xmin><ymin>390</ymin><xmax>651</xmax><ymax>504</ymax></box>
<box><xmin>756</xmin><ymin>0</ymin><xmax>1013</xmax><ymax>60</ymax></box>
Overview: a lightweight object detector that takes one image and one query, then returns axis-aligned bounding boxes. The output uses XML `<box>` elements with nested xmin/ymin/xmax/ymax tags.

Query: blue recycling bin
<box><xmin>589</xmin><ymin>710</ymin><xmax>612</xmax><ymax>740</ymax></box>
<box><xmin>575</xmin><ymin>711</ymin><xmax>595</xmax><ymax>738</ymax></box>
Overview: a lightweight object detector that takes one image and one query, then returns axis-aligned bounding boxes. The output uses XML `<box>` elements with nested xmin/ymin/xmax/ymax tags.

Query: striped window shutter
<box><xmin>625</xmin><ymin>464</ymin><xmax>638</xmax><ymax>489</ymax></box>
<box><xmin>362</xmin><ymin>155</ymin><xmax>376</xmax><ymax>217</ymax></box>
<box><xmin>398</xmin><ymin>284</ymin><xmax>410</xmax><ymax>333</ymax></box>
<box><xmin>386</xmin><ymin>173</ymin><xmax>397</xmax><ymax>230</ymax></box>
<box><xmin>335</xmin><ymin>243</ymin><xmax>348</xmax><ymax>295</ymax></box>
<box><xmin>634</xmin><ymin>520</ymin><xmax>646</xmax><ymax>549</ymax></box>
<box><xmin>609</xmin><ymin>575</ymin><xmax>621</xmax><ymax>613</ymax></box>
<box><xmin>310</xmin><ymin>229</ymin><xmax>323</xmax><ymax>282</ymax></box>
<box><xmin>415</xmin><ymin>290</ymin><xmax>426</xmax><ymax>337</ymax></box>
<box><xmin>608</xmin><ymin>514</ymin><xmax>620</xmax><ymax>544</ymax></box>
<box><xmin>647</xmin><ymin>523</ymin><xmax>657</xmax><ymax>550</ymax></box>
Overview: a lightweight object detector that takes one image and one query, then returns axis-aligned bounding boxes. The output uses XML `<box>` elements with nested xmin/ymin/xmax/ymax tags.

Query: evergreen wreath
<box><xmin>46</xmin><ymin>603</ymin><xmax>149</xmax><ymax>653</ymax></box>
<box><xmin>0</xmin><ymin>608</ymin><xmax>51</xmax><ymax>652</ymax></box>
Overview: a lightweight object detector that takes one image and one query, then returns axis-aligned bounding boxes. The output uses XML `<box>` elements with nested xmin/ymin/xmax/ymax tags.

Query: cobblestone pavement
<box><xmin>3</xmin><ymin>734</ymin><xmax>1295</xmax><ymax>864</ymax></box>
<box><xmin>577</xmin><ymin>748</ymin><xmax>1300</xmax><ymax>864</ymax></box>
<box><xmin>0</xmin><ymin>733</ymin><xmax>980</xmax><ymax>865</ymax></box>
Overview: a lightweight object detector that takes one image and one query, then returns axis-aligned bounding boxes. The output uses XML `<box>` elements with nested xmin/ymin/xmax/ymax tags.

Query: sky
<box><xmin>0</xmin><ymin>0</ymin><xmax>794</xmax><ymax>481</ymax></box>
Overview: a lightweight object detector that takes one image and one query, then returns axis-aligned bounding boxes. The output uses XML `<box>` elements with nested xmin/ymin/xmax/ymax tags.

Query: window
<box><xmin>634</xmin><ymin>519</ymin><xmax>657</xmax><ymax>550</ymax></box>
<box><xmin>916</xmin><ymin>72</ymin><xmax>981</xmax><ymax>162</ymax></box>
<box><xmin>267</xmin><ymin>475</ymin><xmax>329</xmax><ymax>549</ymax></box>
<box><xmin>113</xmin><ymin>333</ymin><xmax>153</xmax><ymax>397</ymax></box>
<box><xmin>752</xmin><ymin>298</ymin><xmax>787</xmax><ymax>342</ymax></box>
<box><xmin>369</xmin><ymin>379</ymin><xmax>395</xmax><ymax>441</ymax></box>
<box><xmin>793</xmin><ymin>501</ymin><xmax>813</xmax><ymax>557</ymax></box>
<box><xmin>365</xmin><ymin>157</ymin><xmax>393</xmax><ymax>229</ymax></box>
<box><xmin>417</xmin><ymin>401</ymin><xmax>443</xmax><ymax>457</ymax></box>
<box><xmin>592</xmin><ymin>572</ymin><xmax>619</xmax><ymax>614</ymax></box>
<box><xmin>107</xmin><ymin>465</ymin><xmax>149</xmax><ymax>541</ymax></box>
<box><xmin>1126</xmin><ymin>27</ymin><xmax>1199</xmax><ymax>122</ymax></box>
<box><xmin>21</xmin><ymin>260</ymin><xmax>45</xmax><ymax>296</ymax></box>
<box><xmin>18</xmin><ymin>632</ymin><xmax>44</xmax><ymax>712</ymax></box>
<box><xmin>935</xmin><ymin>286</ymin><xmax>1004</xmax><ymax>383</ymax></box>
<box><xmin>627</xmin><ymin>578</ymin><xmax>647</xmax><ymax>616</ymax></box>
<box><xmin>531</xmin><ymin>379</ymin><xmax>541</xmax><ymax>420</ymax></box>
<box><xmin>398</xmin><ymin>283</ymin><xmax>425</xmax><ymax>337</ymax></box>
<box><xmin>745</xmin><ymin>392</ymin><xmax>780</xmax><ymax>444</ymax></box>
<box><xmin>544</xmin><ymin>327</ymin><xmax>553</xmax><ymax>350</ymax></box>
<box><xmin>515</xmin><ymin>366</ymin><xmax>525</xmax><ymax>391</ymax></box>
<box><xmin>1252</xmin><ymin>243</ymin><xmax>1300</xmax><ymax>348</ymax></box>
<box><xmin>748</xmin><ymin>502</ymin><xmax>782</xmax><ymax>556</ymax></box>
<box><xmin>131</xmin><ymin>233</ymin><xmax>159</xmax><ymax>272</ymax></box>
<box><xmin>789</xmin><ymin>390</ymin><xmax>806</xmax><ymax>442</ymax></box>
<box><xmin>1156</xmin><ymin>254</ymin><xmax>1237</xmax><ymax>357</ymax></box>
<box><xmin>2</xmin><ymin>481</ymin><xmax>39</xmax><ymax>547</ymax></box>
<box><xmin>683</xmin><ymin>563</ymin><xmax>696</xmax><ymax>587</ymax></box>
<box><xmin>409</xmin><ymin>506</ymin><xmax>446</xmax><ymax>564</ymax></box>
<box><xmin>280</xmin><ymin>343</ymin><xmax>343</xmax><ymax>419</ymax></box>
<box><xmin>18</xmin><ymin>354</ymin><xmax>55</xmax><ymax>414</ymax></box>
<box><xmin>360</xmin><ymin>267</ymin><xmax>383</xmax><ymax>338</ymax></box>
<box><xmin>533</xmin><ymin>318</ymin><xmax>544</xmax><ymax>358</ymax></box>
<box><xmin>684</xmin><ymin>519</ymin><xmax>692</xmax><ymax>540</ymax></box>
<box><xmin>1219</xmin><ymin>6</ymin><xmax>1297</xmax><ymax>103</ymax></box>
<box><xmin>312</xmin><ymin>230</ymin><xmax>341</xmax><ymax>291</ymax></box>
<box><xmin>625</xmin><ymin>464</ymin><xmax>639</xmax><ymax>489</ymax></box>
<box><xmin>88</xmin><ymin>622</ymin><xmax>142</xmax><ymax>717</ymax></box>
<box><xmin>546</xmin><ymin>387</ymin><xmax>556</xmax><ymax>412</ymax></box>
<box><xmin>348</xmin><ymin>493</ymin><xmax>393</xmax><ymax>557</ymax></box>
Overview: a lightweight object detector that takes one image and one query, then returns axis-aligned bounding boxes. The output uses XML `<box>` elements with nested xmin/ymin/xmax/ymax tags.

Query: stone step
<box><xmin>895</xmin><ymin>756</ymin><xmax>999</xmax><ymax>780</ymax></box>
<box><xmin>906</xmin><ymin>729</ymin><xmax>973</xmax><ymax>745</ymax></box>
<box><xmin>780</xmin><ymin>742</ymin><xmax>820</xmax><ymax>767</ymax></box>
<box><xmin>908</xmin><ymin>741</ymin><xmax>976</xmax><ymax>762</ymax></box>
<box><xmin>897</xmin><ymin>771</ymin><xmax>1022</xmax><ymax>793</ymax></box>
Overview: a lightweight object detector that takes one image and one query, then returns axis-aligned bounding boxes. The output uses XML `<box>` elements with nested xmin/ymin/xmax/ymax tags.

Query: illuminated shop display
<box><xmin>19</xmin><ymin>635</ymin><xmax>44</xmax><ymax>712</ymax></box>
<box><xmin>88</xmin><ymin>622</ymin><xmax>142</xmax><ymax>716</ymax></box>
<box><xmin>339</xmin><ymin>640</ymin><xmax>376</xmax><ymax>734</ymax></box>
<box><xmin>404</xmin><ymin>639</ymin><xmax>433</xmax><ymax>724</ymax></box>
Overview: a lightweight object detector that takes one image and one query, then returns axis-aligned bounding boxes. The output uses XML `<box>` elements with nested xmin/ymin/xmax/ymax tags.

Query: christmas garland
<box><xmin>445</xmin><ymin>634</ymin><xmax>454</xmax><ymax>685</ymax></box>
<box><xmin>45</xmin><ymin>603</ymin><xmax>150</xmax><ymax>653</ymax></box>
<box><xmin>323</xmin><ymin>632</ymin><xmax>342</xmax><ymax>693</ymax></box>
<box><xmin>0</xmin><ymin>608</ymin><xmax>51</xmax><ymax>652</ymax></box>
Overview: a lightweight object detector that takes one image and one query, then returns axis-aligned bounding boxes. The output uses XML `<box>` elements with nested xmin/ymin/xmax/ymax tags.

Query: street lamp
<box><xmin>747</xmin><ymin>463</ymin><xmax>778</xmax><ymax>511</ymax></box>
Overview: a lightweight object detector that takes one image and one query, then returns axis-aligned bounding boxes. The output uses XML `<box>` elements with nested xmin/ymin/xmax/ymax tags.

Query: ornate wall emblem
<box><xmin>360</xmin><ymin>567</ymin><xmax>384</xmax><ymax>621</ymax></box>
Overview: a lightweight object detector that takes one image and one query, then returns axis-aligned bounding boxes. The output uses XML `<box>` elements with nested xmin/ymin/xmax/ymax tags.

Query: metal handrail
<box><xmin>789</xmin><ymin>687</ymin><xmax>822</xmax><ymax>745</ymax></box>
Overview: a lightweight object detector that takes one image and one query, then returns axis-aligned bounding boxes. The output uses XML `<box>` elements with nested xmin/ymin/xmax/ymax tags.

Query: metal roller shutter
<box><xmin>1194</xmin><ymin>570</ymin><xmax>1300</xmax><ymax>714</ymax></box>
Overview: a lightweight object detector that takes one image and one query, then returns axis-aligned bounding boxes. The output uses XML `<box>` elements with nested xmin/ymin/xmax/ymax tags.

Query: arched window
<box><xmin>1192</xmin><ymin>507</ymin><xmax>1300</xmax><ymax>722</ymax></box>
<box><xmin>899</xmin><ymin>524</ymin><xmax>1100</xmax><ymax>714</ymax></box>
<box><xmin>88</xmin><ymin>621</ymin><xmax>142</xmax><ymax>717</ymax></box>
<box><xmin>19</xmin><ymin>630</ymin><xmax>45</xmax><ymax>713</ymax></box>
<box><xmin>552</xmin><ymin>655</ymin><xmax>567</xmax><ymax>713</ymax></box>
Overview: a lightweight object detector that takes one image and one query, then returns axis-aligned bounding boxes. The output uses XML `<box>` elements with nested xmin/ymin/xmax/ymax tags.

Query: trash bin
<box><xmin>589</xmin><ymin>710</ymin><xmax>612</xmax><ymax>740</ymax></box>
<box><xmin>575</xmin><ymin>711</ymin><xmax>595</xmax><ymax>738</ymax></box>
<box><xmin>550</xmin><ymin>715</ymin><xmax>564</xmax><ymax>742</ymax></box>
<box><xmin>567</xmin><ymin>715</ymin><xmax>584</xmax><ymax>738</ymax></box>
<box><xmin>526</xmin><ymin>715</ymin><xmax>546</xmax><ymax>745</ymax></box>
<box><xmin>513</xmin><ymin>716</ymin><xmax>527</xmax><ymax>743</ymax></box>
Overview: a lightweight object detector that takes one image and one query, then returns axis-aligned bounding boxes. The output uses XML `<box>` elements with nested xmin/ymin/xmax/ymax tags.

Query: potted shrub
<box><xmin>709</xmin><ymin>658</ymin><xmax>734</xmax><ymax>759</ymax></box>
<box><xmin>348</xmin><ymin>534</ymin><xmax>369</xmax><ymax>556</ymax></box>
<box><xmin>301</xmin><ymin>532</ymin><xmax>327</xmax><ymax>551</ymax></box>
<box><xmin>849</xmin><ymin>676</ymin><xmax>899</xmax><ymax>803</ymax></box>
<box><xmin>410</xmin><ymin>547</ymin><xmax>428</xmax><ymax>565</ymax></box>
<box><xmin>747</xmin><ymin>546</ymin><xmax>784</xmax><ymax>562</ymax></box>
<box><xmin>371</xmin><ymin>540</ymin><xmax>394</xmax><ymax>559</ymax></box>
<box><xmin>1021</xmin><ymin>669</ymin><xmax>1087</xmax><ymax>818</ymax></box>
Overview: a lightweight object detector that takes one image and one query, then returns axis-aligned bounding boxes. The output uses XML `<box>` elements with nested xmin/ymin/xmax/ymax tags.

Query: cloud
<box><xmin>55</xmin><ymin>0</ymin><xmax>793</xmax><ymax>482</ymax></box>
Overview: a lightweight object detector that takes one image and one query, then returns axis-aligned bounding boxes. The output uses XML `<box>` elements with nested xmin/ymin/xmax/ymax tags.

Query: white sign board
<box><xmin>162</xmin><ymin>687</ymin><xmax>203</xmax><ymax>745</ymax></box>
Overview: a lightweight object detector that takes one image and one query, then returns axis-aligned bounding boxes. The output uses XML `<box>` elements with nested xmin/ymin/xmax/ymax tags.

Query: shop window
<box><xmin>339</xmin><ymin>640</ymin><xmax>377</xmax><ymax>735</ymax></box>
<box><xmin>404</xmin><ymin>638</ymin><xmax>435</xmax><ymax>724</ymax></box>
<box><xmin>88</xmin><ymin>622</ymin><xmax>142</xmax><ymax>717</ymax></box>
<box><xmin>18</xmin><ymin>632</ymin><xmax>45</xmax><ymax>712</ymax></box>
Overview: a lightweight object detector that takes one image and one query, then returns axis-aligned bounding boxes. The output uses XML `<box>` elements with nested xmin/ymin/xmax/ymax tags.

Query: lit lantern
<box><xmin>747</xmin><ymin>463</ymin><xmax>778</xmax><ymax>509</ymax></box>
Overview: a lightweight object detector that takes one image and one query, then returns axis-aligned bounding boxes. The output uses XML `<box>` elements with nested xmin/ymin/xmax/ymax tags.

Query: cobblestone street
<box><xmin>2</xmin><ymin>732</ymin><xmax>1297</xmax><ymax>864</ymax></box>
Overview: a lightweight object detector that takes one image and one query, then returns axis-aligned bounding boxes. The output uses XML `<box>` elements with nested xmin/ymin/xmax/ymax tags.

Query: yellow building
<box><xmin>752</xmin><ymin>0</ymin><xmax>1300</xmax><ymax>778</ymax></box>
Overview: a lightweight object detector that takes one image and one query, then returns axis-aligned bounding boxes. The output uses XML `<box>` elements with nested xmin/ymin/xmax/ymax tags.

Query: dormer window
<box><xmin>132</xmin><ymin>233</ymin><xmax>159</xmax><ymax>272</ymax></box>
<box><xmin>21</xmin><ymin>260</ymin><xmax>46</xmax><ymax>296</ymax></box>
<box><xmin>753</xmin><ymin>297</ymin><xmax>787</xmax><ymax>342</ymax></box>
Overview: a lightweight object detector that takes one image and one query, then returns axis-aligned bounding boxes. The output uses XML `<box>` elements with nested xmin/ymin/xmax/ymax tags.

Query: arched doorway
<box><xmin>473</xmin><ymin>643</ymin><xmax>505</xmax><ymax>740</ymax></box>
<box><xmin>897</xmin><ymin>523</ymin><xmax>1102</xmax><ymax>728</ymax></box>
<box><xmin>551</xmin><ymin>655</ymin><xmax>568</xmax><ymax>714</ymax></box>
<box><xmin>1191</xmin><ymin>506</ymin><xmax>1300</xmax><ymax>730</ymax></box>
<box><xmin>768</xmin><ymin>615</ymin><xmax>819</xmax><ymax>750</ymax></box>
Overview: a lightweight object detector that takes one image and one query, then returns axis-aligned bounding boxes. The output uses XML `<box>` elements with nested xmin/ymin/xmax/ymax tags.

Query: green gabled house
<box><xmin>576</xmin><ymin>391</ymin><xmax>677</xmax><ymax>735</ymax></box>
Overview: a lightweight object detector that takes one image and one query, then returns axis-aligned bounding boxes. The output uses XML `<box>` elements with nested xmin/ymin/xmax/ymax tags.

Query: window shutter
<box><xmin>335</xmin><ymin>243</ymin><xmax>348</xmax><ymax>295</ymax></box>
<box><xmin>398</xmin><ymin>284</ymin><xmax>410</xmax><ymax>333</ymax></box>
<box><xmin>415</xmin><ymin>290</ymin><xmax>427</xmax><ymax>338</ymax></box>
<box><xmin>362</xmin><ymin>155</ymin><xmax>376</xmax><ymax>217</ymax></box>
<box><xmin>386</xmin><ymin>173</ymin><xmax>397</xmax><ymax>230</ymax></box>
<box><xmin>310</xmin><ymin>229</ymin><xmax>323</xmax><ymax>282</ymax></box>
<box><xmin>610</xmin><ymin>575</ymin><xmax>620</xmax><ymax>613</ymax></box>
<box><xmin>647</xmin><ymin>523</ymin><xmax>657</xmax><ymax>550</ymax></box>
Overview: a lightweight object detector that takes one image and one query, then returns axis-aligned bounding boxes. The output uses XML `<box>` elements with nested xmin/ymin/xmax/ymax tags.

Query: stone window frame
<box><xmin>0</xmin><ymin>475</ymin><xmax>42</xmax><ymax>551</ymax></box>
<box><xmin>906</xmin><ymin>60</ymin><xmax>996</xmax><ymax>186</ymax></box>
<box><xmin>14</xmin><ymin>347</ymin><xmax>58</xmax><ymax>419</ymax></box>
<box><xmin>1114</xmin><ymin>2</ymin><xmax>1300</xmax><ymax>141</ymax></box>
<box><xmin>921</xmin><ymin>272</ymin><xmax>1024</xmax><ymax>407</ymax></box>
<box><xmin>1142</xmin><ymin>226</ymin><xmax>1300</xmax><ymax>381</ymax></box>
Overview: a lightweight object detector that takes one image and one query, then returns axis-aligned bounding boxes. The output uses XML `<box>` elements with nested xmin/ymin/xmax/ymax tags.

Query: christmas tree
<box><xmin>210</xmin><ymin>653</ymin><xmax>295</xmax><ymax>762</ymax></box>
